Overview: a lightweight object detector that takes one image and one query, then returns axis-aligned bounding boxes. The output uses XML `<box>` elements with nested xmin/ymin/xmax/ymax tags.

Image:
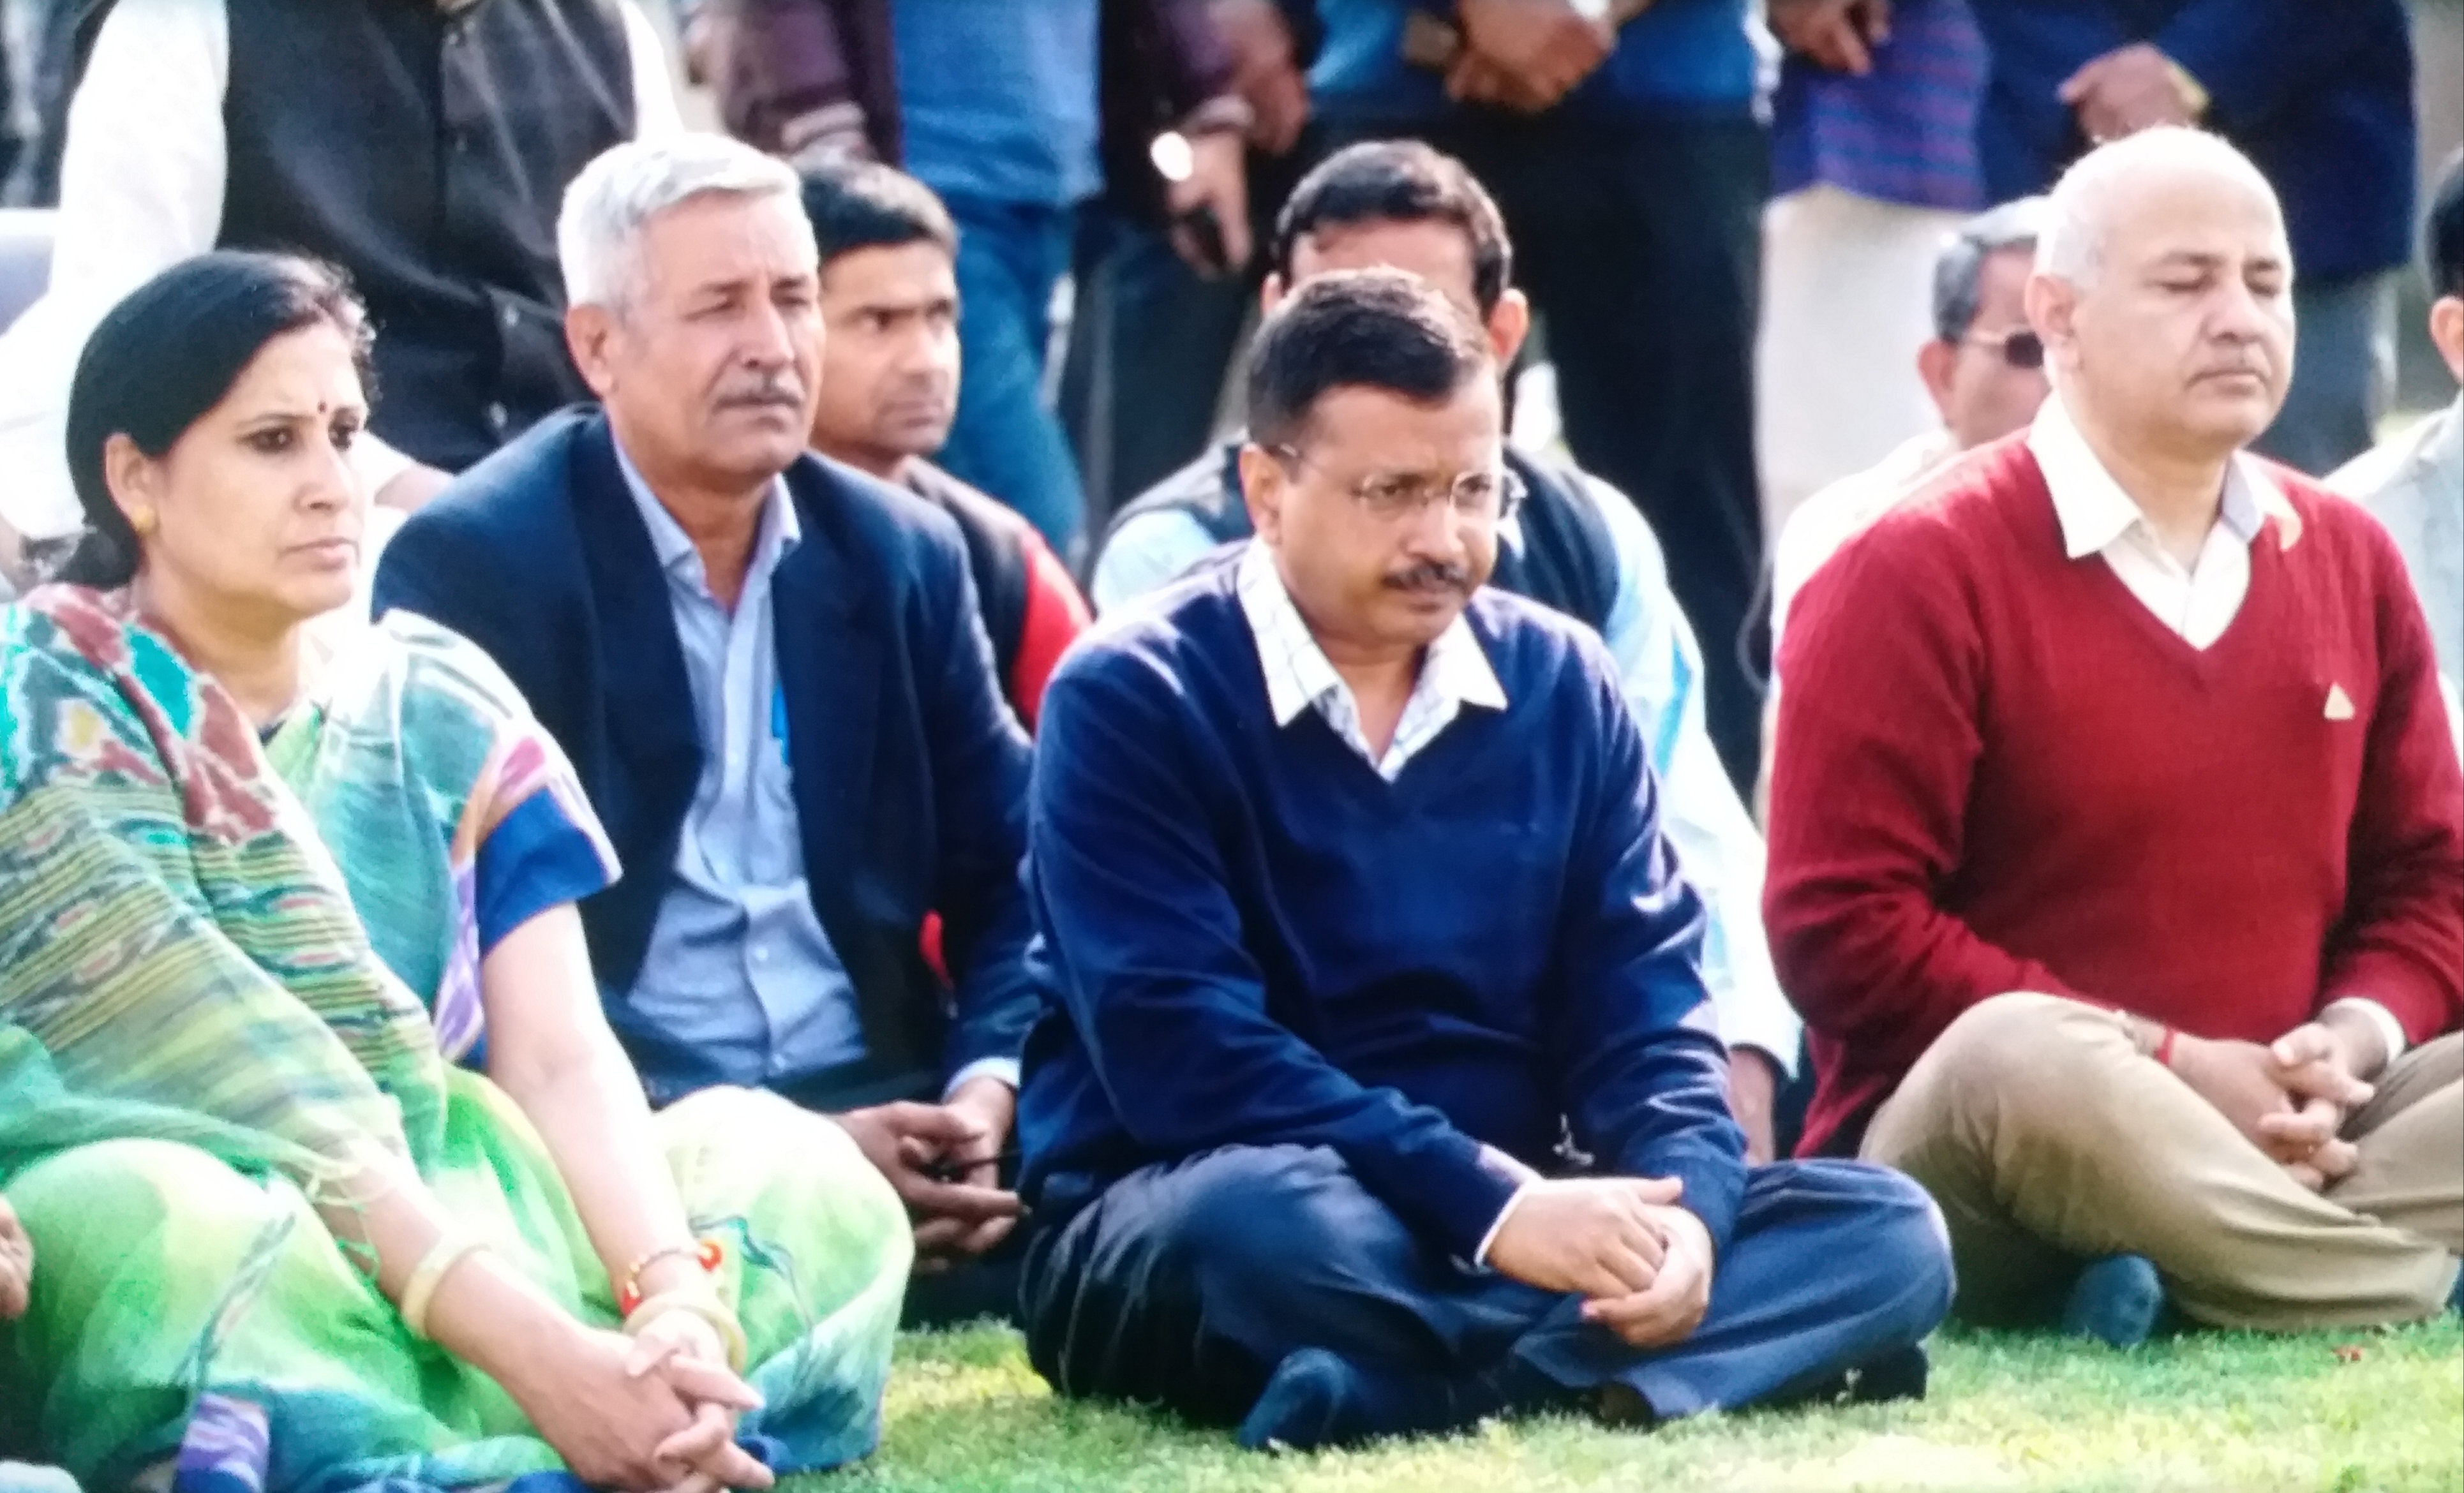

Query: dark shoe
<box><xmin>1848</xmin><ymin>1342</ymin><xmax>1929</xmax><ymax>1403</ymax></box>
<box><xmin>2061</xmin><ymin>1254</ymin><xmax>2166</xmax><ymax>1349</ymax></box>
<box><xmin>1236</xmin><ymin>1348</ymin><xmax>1495</xmax><ymax>1453</ymax></box>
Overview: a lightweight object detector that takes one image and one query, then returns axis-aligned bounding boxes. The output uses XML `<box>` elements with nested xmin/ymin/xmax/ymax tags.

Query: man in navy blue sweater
<box><xmin>1013</xmin><ymin>269</ymin><xmax>1952</xmax><ymax>1452</ymax></box>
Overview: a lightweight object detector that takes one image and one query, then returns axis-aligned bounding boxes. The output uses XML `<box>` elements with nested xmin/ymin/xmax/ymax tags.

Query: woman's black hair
<box><xmin>59</xmin><ymin>251</ymin><xmax>371</xmax><ymax>588</ymax></box>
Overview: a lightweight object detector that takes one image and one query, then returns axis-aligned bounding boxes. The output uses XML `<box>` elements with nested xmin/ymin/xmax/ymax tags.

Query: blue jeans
<box><xmin>1022</xmin><ymin>1145</ymin><xmax>1953</xmax><ymax>1428</ymax></box>
<box><xmin>939</xmin><ymin>196</ymin><xmax>1087</xmax><ymax>556</ymax></box>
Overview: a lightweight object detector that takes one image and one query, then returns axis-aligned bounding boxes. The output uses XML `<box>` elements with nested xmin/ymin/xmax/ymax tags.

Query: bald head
<box><xmin>2036</xmin><ymin>127</ymin><xmax>2283</xmax><ymax>290</ymax></box>
<box><xmin>2026</xmin><ymin>128</ymin><xmax>2295</xmax><ymax>461</ymax></box>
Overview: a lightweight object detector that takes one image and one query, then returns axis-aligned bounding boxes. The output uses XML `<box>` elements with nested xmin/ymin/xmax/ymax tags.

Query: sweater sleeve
<box><xmin>1547</xmin><ymin>647</ymin><xmax>1748</xmax><ymax>1254</ymax></box>
<box><xmin>1005</xmin><ymin>528</ymin><xmax>1092</xmax><ymax>732</ymax></box>
<box><xmin>1764</xmin><ymin>518</ymin><xmax>2083</xmax><ymax>1076</ymax></box>
<box><xmin>2319</xmin><ymin>524</ymin><xmax>2464</xmax><ymax>1043</ymax></box>
<box><xmin>1029</xmin><ymin>650</ymin><xmax>1525</xmax><ymax>1261</ymax></box>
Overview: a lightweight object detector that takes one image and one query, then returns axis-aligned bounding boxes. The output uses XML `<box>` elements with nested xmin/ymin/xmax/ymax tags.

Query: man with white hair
<box><xmin>1767</xmin><ymin>127</ymin><xmax>2464</xmax><ymax>1344</ymax></box>
<box><xmin>375</xmin><ymin>133</ymin><xmax>1042</xmax><ymax>1325</ymax></box>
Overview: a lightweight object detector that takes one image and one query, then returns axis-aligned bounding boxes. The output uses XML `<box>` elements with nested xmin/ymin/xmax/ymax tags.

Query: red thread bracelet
<box><xmin>2153</xmin><ymin>1026</ymin><xmax>2179</xmax><ymax>1069</ymax></box>
<box><xmin>617</xmin><ymin>1237</ymin><xmax>724</xmax><ymax>1318</ymax></box>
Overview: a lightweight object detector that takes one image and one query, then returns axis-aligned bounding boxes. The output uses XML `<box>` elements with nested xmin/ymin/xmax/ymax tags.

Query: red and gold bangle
<box><xmin>616</xmin><ymin>1237</ymin><xmax>724</xmax><ymax>1318</ymax></box>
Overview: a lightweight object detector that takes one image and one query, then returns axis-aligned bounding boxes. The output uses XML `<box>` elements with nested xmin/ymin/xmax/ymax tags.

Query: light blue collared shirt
<box><xmin>1092</xmin><ymin>463</ymin><xmax>1803</xmax><ymax>1071</ymax></box>
<box><xmin>616</xmin><ymin>447</ymin><xmax>867</xmax><ymax>1099</ymax></box>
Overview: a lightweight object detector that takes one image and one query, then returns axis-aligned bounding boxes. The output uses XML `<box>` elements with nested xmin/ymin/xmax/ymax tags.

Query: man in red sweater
<box><xmin>800</xmin><ymin>160</ymin><xmax>1091</xmax><ymax>731</ymax></box>
<box><xmin>1768</xmin><ymin>126</ymin><xmax>2464</xmax><ymax>1344</ymax></box>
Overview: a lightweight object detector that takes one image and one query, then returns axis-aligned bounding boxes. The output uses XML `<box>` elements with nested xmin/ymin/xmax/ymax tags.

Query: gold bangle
<box><xmin>399</xmin><ymin>1235</ymin><xmax>487</xmax><ymax>1341</ymax></box>
<box><xmin>623</xmin><ymin>1286</ymin><xmax>750</xmax><ymax>1374</ymax></box>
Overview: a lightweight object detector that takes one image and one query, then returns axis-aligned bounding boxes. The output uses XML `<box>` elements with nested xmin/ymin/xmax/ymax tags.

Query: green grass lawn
<box><xmin>819</xmin><ymin>1319</ymin><xmax>2463</xmax><ymax>1493</ymax></box>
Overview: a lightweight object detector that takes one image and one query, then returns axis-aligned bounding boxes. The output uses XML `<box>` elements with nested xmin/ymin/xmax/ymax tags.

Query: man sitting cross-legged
<box><xmin>1015</xmin><ymin>269</ymin><xmax>1952</xmax><ymax>1453</ymax></box>
<box><xmin>1768</xmin><ymin>128</ymin><xmax>2464</xmax><ymax>1346</ymax></box>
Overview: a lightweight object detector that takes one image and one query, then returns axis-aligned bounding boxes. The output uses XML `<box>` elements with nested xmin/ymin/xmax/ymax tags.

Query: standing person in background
<box><xmin>2333</xmin><ymin>149</ymin><xmax>2464</xmax><ymax>754</ymax></box>
<box><xmin>802</xmin><ymin>158</ymin><xmax>1091</xmax><ymax>732</ymax></box>
<box><xmin>1305</xmin><ymin>0</ymin><xmax>1772</xmax><ymax>794</ymax></box>
<box><xmin>694</xmin><ymin>0</ymin><xmax>1257</xmax><ymax>561</ymax></box>
<box><xmin>1061</xmin><ymin>0</ymin><xmax>1320</xmax><ymax>526</ymax></box>
<box><xmin>1758</xmin><ymin>0</ymin><xmax>1991</xmax><ymax>537</ymax></box>
<box><xmin>1971</xmin><ymin>0</ymin><xmax>2417</xmax><ymax>475</ymax></box>
<box><xmin>0</xmin><ymin>0</ymin><xmax>683</xmax><ymax>597</ymax></box>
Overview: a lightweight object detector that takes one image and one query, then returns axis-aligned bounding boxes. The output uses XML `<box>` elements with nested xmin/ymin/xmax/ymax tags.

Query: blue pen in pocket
<box><xmin>772</xmin><ymin>680</ymin><xmax>791</xmax><ymax>766</ymax></box>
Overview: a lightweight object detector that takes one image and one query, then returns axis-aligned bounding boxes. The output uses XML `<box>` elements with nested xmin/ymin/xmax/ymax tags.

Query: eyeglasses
<box><xmin>1268</xmin><ymin>445</ymin><xmax>1526</xmax><ymax>524</ymax></box>
<box><xmin>1964</xmin><ymin>328</ymin><xmax>2046</xmax><ymax>371</ymax></box>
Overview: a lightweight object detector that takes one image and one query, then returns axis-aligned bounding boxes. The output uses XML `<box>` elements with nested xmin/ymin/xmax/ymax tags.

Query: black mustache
<box><xmin>1382</xmin><ymin>562</ymin><xmax>1472</xmax><ymax>593</ymax></box>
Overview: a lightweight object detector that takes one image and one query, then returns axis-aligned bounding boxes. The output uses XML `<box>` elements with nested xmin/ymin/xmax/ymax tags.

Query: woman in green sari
<box><xmin>0</xmin><ymin>254</ymin><xmax>911</xmax><ymax>1489</ymax></box>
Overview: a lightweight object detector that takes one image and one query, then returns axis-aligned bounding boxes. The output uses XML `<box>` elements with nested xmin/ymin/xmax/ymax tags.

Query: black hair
<box><xmin>798</xmin><ymin>159</ymin><xmax>959</xmax><ymax>265</ymax></box>
<box><xmin>1246</xmin><ymin>268</ymin><xmax>1494</xmax><ymax>450</ymax></box>
<box><xmin>1270</xmin><ymin>140</ymin><xmax>1511</xmax><ymax>315</ymax></box>
<box><xmin>61</xmin><ymin>251</ymin><xmax>370</xmax><ymax>588</ymax></box>
<box><xmin>2428</xmin><ymin>148</ymin><xmax>2464</xmax><ymax>301</ymax></box>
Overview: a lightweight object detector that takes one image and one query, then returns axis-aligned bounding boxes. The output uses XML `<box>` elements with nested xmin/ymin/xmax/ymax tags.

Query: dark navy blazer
<box><xmin>1976</xmin><ymin>0</ymin><xmax>2415</xmax><ymax>283</ymax></box>
<box><xmin>373</xmin><ymin>408</ymin><xmax>1039</xmax><ymax>1106</ymax></box>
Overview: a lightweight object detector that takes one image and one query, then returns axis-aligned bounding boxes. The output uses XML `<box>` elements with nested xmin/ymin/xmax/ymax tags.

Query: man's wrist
<box><xmin>2318</xmin><ymin>1001</ymin><xmax>2399</xmax><ymax>1081</ymax></box>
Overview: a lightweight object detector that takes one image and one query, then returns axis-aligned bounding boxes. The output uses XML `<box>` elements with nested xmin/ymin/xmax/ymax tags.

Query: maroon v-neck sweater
<box><xmin>1767</xmin><ymin>436</ymin><xmax>2464</xmax><ymax>1158</ymax></box>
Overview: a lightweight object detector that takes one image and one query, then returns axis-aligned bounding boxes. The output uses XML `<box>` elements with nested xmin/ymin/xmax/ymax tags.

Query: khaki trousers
<box><xmin>1863</xmin><ymin>993</ymin><xmax>2462</xmax><ymax>1332</ymax></box>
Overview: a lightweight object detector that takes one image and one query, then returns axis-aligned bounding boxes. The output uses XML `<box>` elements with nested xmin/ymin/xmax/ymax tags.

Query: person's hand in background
<box><xmin>2061</xmin><ymin>44</ymin><xmax>2205</xmax><ymax>142</ymax></box>
<box><xmin>1449</xmin><ymin>0</ymin><xmax>1616</xmax><ymax>114</ymax></box>
<box><xmin>1213</xmin><ymin>0</ymin><xmax>1310</xmax><ymax>157</ymax></box>
<box><xmin>1768</xmin><ymin>0</ymin><xmax>1893</xmax><ymax>76</ymax></box>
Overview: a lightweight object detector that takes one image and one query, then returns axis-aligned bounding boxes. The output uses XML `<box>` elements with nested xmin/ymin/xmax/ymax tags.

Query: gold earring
<box><xmin>128</xmin><ymin>507</ymin><xmax>156</xmax><ymax>538</ymax></box>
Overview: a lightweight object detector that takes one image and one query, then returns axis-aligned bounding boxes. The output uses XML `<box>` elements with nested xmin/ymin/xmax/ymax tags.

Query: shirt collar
<box><xmin>2028</xmin><ymin>394</ymin><xmax>2274</xmax><ymax>561</ymax></box>
<box><xmin>1234</xmin><ymin>539</ymin><xmax>1506</xmax><ymax>727</ymax></box>
<box><xmin>614</xmin><ymin>440</ymin><xmax>801</xmax><ymax>593</ymax></box>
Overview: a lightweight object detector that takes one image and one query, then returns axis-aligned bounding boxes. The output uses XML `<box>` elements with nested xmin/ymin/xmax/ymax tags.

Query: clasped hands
<box><xmin>0</xmin><ymin>1195</ymin><xmax>31</xmax><ymax>1323</ymax></box>
<box><xmin>838</xmin><ymin>1076</ymin><xmax>1022</xmax><ymax>1274</ymax></box>
<box><xmin>1444</xmin><ymin>0</ymin><xmax>1622</xmax><ymax>114</ymax></box>
<box><xmin>1484</xmin><ymin>1174</ymin><xmax>1716</xmax><ymax>1349</ymax></box>
<box><xmin>514</xmin><ymin>1297</ymin><xmax>771</xmax><ymax>1493</ymax></box>
<box><xmin>2169</xmin><ymin>1021</ymin><xmax>2377</xmax><ymax>1193</ymax></box>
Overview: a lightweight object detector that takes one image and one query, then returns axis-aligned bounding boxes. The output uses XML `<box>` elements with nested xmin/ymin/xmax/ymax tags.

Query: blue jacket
<box><xmin>1017</xmin><ymin>558</ymin><xmax>1745</xmax><ymax>1259</ymax></box>
<box><xmin>373</xmin><ymin>409</ymin><xmax>1040</xmax><ymax>1106</ymax></box>
<box><xmin>1975</xmin><ymin>0</ymin><xmax>2415</xmax><ymax>283</ymax></box>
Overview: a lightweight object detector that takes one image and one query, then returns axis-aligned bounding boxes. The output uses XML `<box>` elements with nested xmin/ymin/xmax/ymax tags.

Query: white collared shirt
<box><xmin>2027</xmin><ymin>392</ymin><xmax>2408</xmax><ymax>1067</ymax></box>
<box><xmin>2029</xmin><ymin>394</ymin><xmax>2276</xmax><ymax>651</ymax></box>
<box><xmin>1234</xmin><ymin>540</ymin><xmax>1506</xmax><ymax>780</ymax></box>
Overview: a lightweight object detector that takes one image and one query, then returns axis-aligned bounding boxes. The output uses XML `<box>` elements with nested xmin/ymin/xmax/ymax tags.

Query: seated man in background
<box><xmin>801</xmin><ymin>160</ymin><xmax>1091</xmax><ymax>731</ymax></box>
<box><xmin>1758</xmin><ymin>195</ymin><xmax>2054</xmax><ymax>819</ymax></box>
<box><xmin>2333</xmin><ymin>149</ymin><xmax>2462</xmax><ymax>752</ymax></box>
<box><xmin>1018</xmin><ymin>269</ymin><xmax>1951</xmax><ymax>1453</ymax></box>
<box><xmin>1769</xmin><ymin>196</ymin><xmax>2054</xmax><ymax>657</ymax></box>
<box><xmin>376</xmin><ymin>135</ymin><xmax>1040</xmax><ymax>1326</ymax></box>
<box><xmin>1093</xmin><ymin>140</ymin><xmax>1803</xmax><ymax>1159</ymax></box>
<box><xmin>1768</xmin><ymin>129</ymin><xmax>2464</xmax><ymax>1348</ymax></box>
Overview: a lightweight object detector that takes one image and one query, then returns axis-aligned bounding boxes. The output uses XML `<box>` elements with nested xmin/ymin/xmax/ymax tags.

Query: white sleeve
<box><xmin>0</xmin><ymin>0</ymin><xmax>229</xmax><ymax>540</ymax></box>
<box><xmin>621</xmin><ymin>0</ymin><xmax>685</xmax><ymax>140</ymax></box>
<box><xmin>1579</xmin><ymin>472</ymin><xmax>1803</xmax><ymax>1075</ymax></box>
